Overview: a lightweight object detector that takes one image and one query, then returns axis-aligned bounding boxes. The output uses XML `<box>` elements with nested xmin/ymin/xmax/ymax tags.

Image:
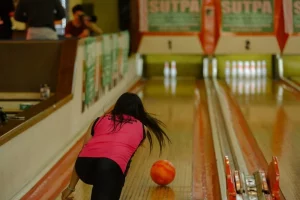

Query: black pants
<box><xmin>75</xmin><ymin>157</ymin><xmax>125</xmax><ymax>200</ymax></box>
<box><xmin>0</xmin><ymin>26</ymin><xmax>12</xmax><ymax>40</ymax></box>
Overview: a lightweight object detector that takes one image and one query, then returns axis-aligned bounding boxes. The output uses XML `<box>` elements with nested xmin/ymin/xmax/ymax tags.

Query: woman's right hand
<box><xmin>61</xmin><ymin>188</ymin><xmax>74</xmax><ymax>200</ymax></box>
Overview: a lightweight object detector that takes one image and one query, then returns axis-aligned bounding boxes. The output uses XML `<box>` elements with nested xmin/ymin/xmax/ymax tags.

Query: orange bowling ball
<box><xmin>150</xmin><ymin>160</ymin><xmax>176</xmax><ymax>186</ymax></box>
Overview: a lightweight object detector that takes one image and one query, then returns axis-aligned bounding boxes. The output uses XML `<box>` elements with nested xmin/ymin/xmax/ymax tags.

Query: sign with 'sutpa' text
<box><xmin>221</xmin><ymin>0</ymin><xmax>274</xmax><ymax>33</ymax></box>
<box><xmin>139</xmin><ymin>0</ymin><xmax>202</xmax><ymax>32</ymax></box>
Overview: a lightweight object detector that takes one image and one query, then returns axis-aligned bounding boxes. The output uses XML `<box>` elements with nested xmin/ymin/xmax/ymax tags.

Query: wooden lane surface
<box><xmin>223</xmin><ymin>78</ymin><xmax>300</xmax><ymax>199</ymax></box>
<box><xmin>193</xmin><ymin>80</ymin><xmax>221</xmax><ymax>200</ymax></box>
<box><xmin>290</xmin><ymin>77</ymin><xmax>300</xmax><ymax>85</ymax></box>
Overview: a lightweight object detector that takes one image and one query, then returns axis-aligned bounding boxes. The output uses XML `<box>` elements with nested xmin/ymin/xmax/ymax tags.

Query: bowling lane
<box><xmin>120</xmin><ymin>79</ymin><xmax>195</xmax><ymax>199</ymax></box>
<box><xmin>56</xmin><ymin>79</ymin><xmax>197</xmax><ymax>200</ymax></box>
<box><xmin>290</xmin><ymin>77</ymin><xmax>300</xmax><ymax>86</ymax></box>
<box><xmin>224</xmin><ymin>78</ymin><xmax>300</xmax><ymax>200</ymax></box>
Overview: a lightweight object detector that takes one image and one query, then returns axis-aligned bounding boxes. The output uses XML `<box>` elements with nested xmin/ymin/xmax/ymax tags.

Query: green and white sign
<box><xmin>102</xmin><ymin>34</ymin><xmax>113</xmax><ymax>87</ymax></box>
<box><xmin>121</xmin><ymin>31</ymin><xmax>130</xmax><ymax>74</ymax></box>
<box><xmin>84</xmin><ymin>37</ymin><xmax>97</xmax><ymax>106</ymax></box>
<box><xmin>293</xmin><ymin>0</ymin><xmax>300</xmax><ymax>32</ymax></box>
<box><xmin>140</xmin><ymin>0</ymin><xmax>202</xmax><ymax>32</ymax></box>
<box><xmin>112</xmin><ymin>33</ymin><xmax>119</xmax><ymax>78</ymax></box>
<box><xmin>221</xmin><ymin>0</ymin><xmax>274</xmax><ymax>32</ymax></box>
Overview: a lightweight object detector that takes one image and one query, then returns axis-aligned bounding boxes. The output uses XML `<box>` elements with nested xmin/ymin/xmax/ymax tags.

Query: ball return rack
<box><xmin>225</xmin><ymin>156</ymin><xmax>280</xmax><ymax>200</ymax></box>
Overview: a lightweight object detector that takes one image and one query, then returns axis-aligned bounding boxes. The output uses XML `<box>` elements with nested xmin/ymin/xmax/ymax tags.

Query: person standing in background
<box><xmin>85</xmin><ymin>15</ymin><xmax>103</xmax><ymax>36</ymax></box>
<box><xmin>0</xmin><ymin>0</ymin><xmax>14</xmax><ymax>40</ymax></box>
<box><xmin>84</xmin><ymin>15</ymin><xmax>103</xmax><ymax>36</ymax></box>
<box><xmin>65</xmin><ymin>5</ymin><xmax>89</xmax><ymax>38</ymax></box>
<box><xmin>14</xmin><ymin>0</ymin><xmax>65</xmax><ymax>40</ymax></box>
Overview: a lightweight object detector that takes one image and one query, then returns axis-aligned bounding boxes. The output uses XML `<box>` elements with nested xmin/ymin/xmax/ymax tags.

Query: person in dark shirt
<box><xmin>65</xmin><ymin>5</ymin><xmax>89</xmax><ymax>38</ymax></box>
<box><xmin>14</xmin><ymin>0</ymin><xmax>65</xmax><ymax>40</ymax></box>
<box><xmin>0</xmin><ymin>0</ymin><xmax>14</xmax><ymax>40</ymax></box>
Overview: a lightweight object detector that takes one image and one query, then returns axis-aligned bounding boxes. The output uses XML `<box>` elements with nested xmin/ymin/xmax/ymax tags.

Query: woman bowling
<box><xmin>61</xmin><ymin>92</ymin><xmax>170</xmax><ymax>200</ymax></box>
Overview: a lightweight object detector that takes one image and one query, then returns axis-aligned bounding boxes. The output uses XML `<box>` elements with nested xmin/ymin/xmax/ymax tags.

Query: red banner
<box><xmin>200</xmin><ymin>0</ymin><xmax>219</xmax><ymax>54</ymax></box>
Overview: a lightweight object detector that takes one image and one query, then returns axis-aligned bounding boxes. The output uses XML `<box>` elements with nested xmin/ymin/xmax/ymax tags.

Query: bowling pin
<box><xmin>250</xmin><ymin>61</ymin><xmax>256</xmax><ymax>78</ymax></box>
<box><xmin>137</xmin><ymin>57</ymin><xmax>144</xmax><ymax>76</ymax></box>
<box><xmin>203</xmin><ymin>58</ymin><xmax>209</xmax><ymax>78</ymax></box>
<box><xmin>212</xmin><ymin>58</ymin><xmax>218</xmax><ymax>77</ymax></box>
<box><xmin>170</xmin><ymin>61</ymin><xmax>177</xmax><ymax>78</ymax></box>
<box><xmin>256</xmin><ymin>61</ymin><xmax>262</xmax><ymax>77</ymax></box>
<box><xmin>238</xmin><ymin>61</ymin><xmax>244</xmax><ymax>78</ymax></box>
<box><xmin>164</xmin><ymin>62</ymin><xmax>170</xmax><ymax>77</ymax></box>
<box><xmin>231</xmin><ymin>61</ymin><xmax>237</xmax><ymax>78</ymax></box>
<box><xmin>244</xmin><ymin>61</ymin><xmax>250</xmax><ymax>78</ymax></box>
<box><xmin>225</xmin><ymin>61</ymin><xmax>231</xmax><ymax>77</ymax></box>
<box><xmin>225</xmin><ymin>61</ymin><xmax>231</xmax><ymax>84</ymax></box>
<box><xmin>262</xmin><ymin>60</ymin><xmax>267</xmax><ymax>77</ymax></box>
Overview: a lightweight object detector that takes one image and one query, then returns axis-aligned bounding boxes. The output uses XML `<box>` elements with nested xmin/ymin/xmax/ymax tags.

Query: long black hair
<box><xmin>108</xmin><ymin>92</ymin><xmax>170</xmax><ymax>154</ymax></box>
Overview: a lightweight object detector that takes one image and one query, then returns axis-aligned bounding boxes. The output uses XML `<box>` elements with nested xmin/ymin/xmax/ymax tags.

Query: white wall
<box><xmin>0</xmin><ymin>39</ymin><xmax>140</xmax><ymax>200</ymax></box>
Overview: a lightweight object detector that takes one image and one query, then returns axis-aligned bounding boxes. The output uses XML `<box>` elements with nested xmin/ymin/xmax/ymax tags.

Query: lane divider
<box><xmin>204</xmin><ymin>79</ymin><xmax>227</xmax><ymax>199</ymax></box>
<box><xmin>213</xmin><ymin>79</ymin><xmax>249</xmax><ymax>174</ymax></box>
<box><xmin>192</xmin><ymin>81</ymin><xmax>221</xmax><ymax>200</ymax></box>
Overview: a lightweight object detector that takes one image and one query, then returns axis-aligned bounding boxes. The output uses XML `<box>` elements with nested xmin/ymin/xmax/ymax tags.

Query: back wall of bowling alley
<box><xmin>131</xmin><ymin>0</ymin><xmax>300</xmax><ymax>82</ymax></box>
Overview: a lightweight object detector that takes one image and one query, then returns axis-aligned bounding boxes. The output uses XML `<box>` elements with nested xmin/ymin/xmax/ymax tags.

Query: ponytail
<box><xmin>142</xmin><ymin>113</ymin><xmax>171</xmax><ymax>155</ymax></box>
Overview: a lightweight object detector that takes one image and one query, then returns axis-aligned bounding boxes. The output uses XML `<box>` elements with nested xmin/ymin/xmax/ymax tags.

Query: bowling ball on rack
<box><xmin>150</xmin><ymin>160</ymin><xmax>176</xmax><ymax>186</ymax></box>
